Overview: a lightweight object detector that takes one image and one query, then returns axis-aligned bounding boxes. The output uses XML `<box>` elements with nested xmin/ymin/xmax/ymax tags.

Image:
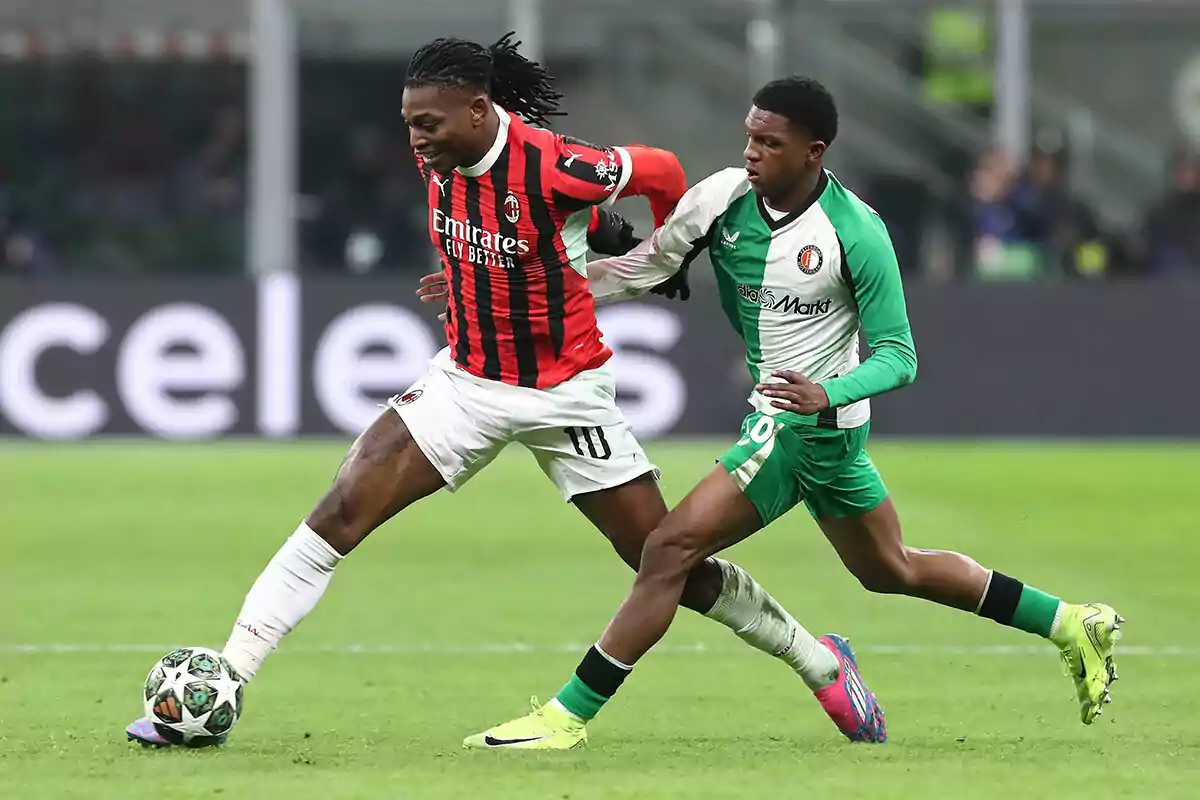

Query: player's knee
<box><xmin>637</xmin><ymin>525</ymin><xmax>704</xmax><ymax>584</ymax></box>
<box><xmin>853</xmin><ymin>548</ymin><xmax>919</xmax><ymax>595</ymax></box>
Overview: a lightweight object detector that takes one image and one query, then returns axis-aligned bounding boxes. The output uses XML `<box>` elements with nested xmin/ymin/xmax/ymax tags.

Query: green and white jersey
<box><xmin>588</xmin><ymin>167</ymin><xmax>917</xmax><ymax>428</ymax></box>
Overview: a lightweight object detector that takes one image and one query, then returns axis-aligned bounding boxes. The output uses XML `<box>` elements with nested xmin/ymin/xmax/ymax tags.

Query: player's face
<box><xmin>402</xmin><ymin>85</ymin><xmax>491</xmax><ymax>175</ymax></box>
<box><xmin>743</xmin><ymin>106</ymin><xmax>826</xmax><ymax>200</ymax></box>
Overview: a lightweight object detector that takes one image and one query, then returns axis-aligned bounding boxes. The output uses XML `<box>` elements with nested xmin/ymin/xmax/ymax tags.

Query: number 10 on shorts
<box><xmin>737</xmin><ymin>415</ymin><xmax>776</xmax><ymax>447</ymax></box>
<box><xmin>565</xmin><ymin>427</ymin><xmax>612</xmax><ymax>460</ymax></box>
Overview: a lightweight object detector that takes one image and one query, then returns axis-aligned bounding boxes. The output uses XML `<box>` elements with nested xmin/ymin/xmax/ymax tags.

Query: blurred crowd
<box><xmin>2</xmin><ymin>60</ymin><xmax>1199</xmax><ymax>282</ymax></box>
<box><xmin>0</xmin><ymin>60</ymin><xmax>429</xmax><ymax>280</ymax></box>
<box><xmin>965</xmin><ymin>145</ymin><xmax>1200</xmax><ymax>280</ymax></box>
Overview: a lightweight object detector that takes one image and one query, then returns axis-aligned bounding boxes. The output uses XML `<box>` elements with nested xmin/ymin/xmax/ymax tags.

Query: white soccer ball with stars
<box><xmin>143</xmin><ymin>646</ymin><xmax>243</xmax><ymax>746</ymax></box>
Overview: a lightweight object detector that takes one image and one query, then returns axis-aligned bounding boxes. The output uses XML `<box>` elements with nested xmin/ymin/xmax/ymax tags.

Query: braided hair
<box><xmin>405</xmin><ymin>32</ymin><xmax>564</xmax><ymax>128</ymax></box>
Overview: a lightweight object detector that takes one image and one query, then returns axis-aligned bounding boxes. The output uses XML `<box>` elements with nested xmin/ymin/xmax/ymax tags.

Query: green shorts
<box><xmin>717</xmin><ymin>412</ymin><xmax>888</xmax><ymax>526</ymax></box>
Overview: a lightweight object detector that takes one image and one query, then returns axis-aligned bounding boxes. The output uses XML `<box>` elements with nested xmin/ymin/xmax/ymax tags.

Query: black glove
<box><xmin>590</xmin><ymin>207</ymin><xmax>693</xmax><ymax>302</ymax></box>
<box><xmin>587</xmin><ymin>207</ymin><xmax>640</xmax><ymax>256</ymax></box>
<box><xmin>648</xmin><ymin>265</ymin><xmax>690</xmax><ymax>301</ymax></box>
<box><xmin>649</xmin><ymin>236</ymin><xmax>708</xmax><ymax>302</ymax></box>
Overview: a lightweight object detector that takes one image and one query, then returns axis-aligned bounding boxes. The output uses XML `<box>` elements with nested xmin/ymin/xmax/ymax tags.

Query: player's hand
<box><xmin>755</xmin><ymin>370</ymin><xmax>830</xmax><ymax>414</ymax></box>
<box><xmin>416</xmin><ymin>271</ymin><xmax>449</xmax><ymax>322</ymax></box>
<box><xmin>417</xmin><ymin>271</ymin><xmax>449</xmax><ymax>303</ymax></box>
<box><xmin>588</xmin><ymin>207</ymin><xmax>641</xmax><ymax>256</ymax></box>
<box><xmin>649</xmin><ymin>264</ymin><xmax>690</xmax><ymax>301</ymax></box>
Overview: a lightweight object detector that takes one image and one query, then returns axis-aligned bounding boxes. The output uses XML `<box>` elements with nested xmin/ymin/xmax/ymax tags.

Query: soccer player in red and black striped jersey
<box><xmin>125</xmin><ymin>33</ymin><xmax>826</xmax><ymax>750</ymax></box>
<box><xmin>407</xmin><ymin>42</ymin><xmax>684</xmax><ymax>388</ymax></box>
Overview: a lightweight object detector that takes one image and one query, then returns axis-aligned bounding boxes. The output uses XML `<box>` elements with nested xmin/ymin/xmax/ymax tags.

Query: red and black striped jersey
<box><xmin>417</xmin><ymin>106</ymin><xmax>686</xmax><ymax>389</ymax></box>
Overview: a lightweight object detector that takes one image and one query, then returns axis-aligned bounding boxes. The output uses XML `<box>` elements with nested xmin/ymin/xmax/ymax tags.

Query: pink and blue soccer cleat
<box><xmin>813</xmin><ymin>634</ymin><xmax>887</xmax><ymax>743</ymax></box>
<box><xmin>126</xmin><ymin>717</ymin><xmax>228</xmax><ymax>749</ymax></box>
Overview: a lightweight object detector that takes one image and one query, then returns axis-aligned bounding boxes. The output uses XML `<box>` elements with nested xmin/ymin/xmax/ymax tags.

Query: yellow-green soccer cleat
<box><xmin>463</xmin><ymin>697</ymin><xmax>587</xmax><ymax>750</ymax></box>
<box><xmin>1053</xmin><ymin>603</ymin><xmax>1124</xmax><ymax>724</ymax></box>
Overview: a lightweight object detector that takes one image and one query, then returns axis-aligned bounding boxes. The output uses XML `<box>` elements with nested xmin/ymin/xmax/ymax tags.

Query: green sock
<box><xmin>1013</xmin><ymin>585</ymin><xmax>1063</xmax><ymax>638</ymax></box>
<box><xmin>554</xmin><ymin>674</ymin><xmax>610</xmax><ymax>721</ymax></box>
<box><xmin>553</xmin><ymin>645</ymin><xmax>633</xmax><ymax>721</ymax></box>
<box><xmin>978</xmin><ymin>571</ymin><xmax>1064</xmax><ymax>639</ymax></box>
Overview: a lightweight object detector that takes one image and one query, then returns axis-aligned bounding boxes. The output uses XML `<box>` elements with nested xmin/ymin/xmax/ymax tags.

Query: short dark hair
<box><xmin>752</xmin><ymin>77</ymin><xmax>838</xmax><ymax>144</ymax></box>
<box><xmin>405</xmin><ymin>32</ymin><xmax>564</xmax><ymax>128</ymax></box>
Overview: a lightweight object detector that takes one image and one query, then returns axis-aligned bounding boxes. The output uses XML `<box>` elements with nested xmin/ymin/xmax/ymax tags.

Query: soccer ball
<box><xmin>143</xmin><ymin>646</ymin><xmax>243</xmax><ymax>746</ymax></box>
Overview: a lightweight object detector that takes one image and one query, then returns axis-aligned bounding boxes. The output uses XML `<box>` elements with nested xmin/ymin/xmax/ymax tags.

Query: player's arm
<box><xmin>550</xmin><ymin>137</ymin><xmax>687</xmax><ymax>227</ymax></box>
<box><xmin>617</xmin><ymin>145</ymin><xmax>688</xmax><ymax>226</ymax></box>
<box><xmin>585</xmin><ymin>167</ymin><xmax>747</xmax><ymax>305</ymax></box>
<box><xmin>818</xmin><ymin>221</ymin><xmax>918</xmax><ymax>408</ymax></box>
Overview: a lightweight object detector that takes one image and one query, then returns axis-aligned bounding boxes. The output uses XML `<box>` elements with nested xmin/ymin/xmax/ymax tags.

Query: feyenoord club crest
<box><xmin>504</xmin><ymin>192</ymin><xmax>521</xmax><ymax>223</ymax></box>
<box><xmin>797</xmin><ymin>244</ymin><xmax>823</xmax><ymax>275</ymax></box>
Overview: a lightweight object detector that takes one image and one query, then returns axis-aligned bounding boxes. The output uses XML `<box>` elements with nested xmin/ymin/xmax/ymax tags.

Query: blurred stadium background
<box><xmin>2</xmin><ymin>2</ymin><xmax>1199</xmax><ymax>798</ymax></box>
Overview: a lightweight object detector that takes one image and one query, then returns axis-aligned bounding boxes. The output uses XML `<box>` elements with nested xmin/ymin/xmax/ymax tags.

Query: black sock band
<box><xmin>977</xmin><ymin>571</ymin><xmax>1024</xmax><ymax>625</ymax></box>
<box><xmin>575</xmin><ymin>646</ymin><xmax>631</xmax><ymax>699</ymax></box>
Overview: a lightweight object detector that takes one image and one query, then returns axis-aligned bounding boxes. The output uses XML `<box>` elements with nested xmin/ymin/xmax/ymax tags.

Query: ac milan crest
<box><xmin>797</xmin><ymin>244</ymin><xmax>823</xmax><ymax>275</ymax></box>
<box><xmin>394</xmin><ymin>390</ymin><xmax>423</xmax><ymax>406</ymax></box>
<box><xmin>504</xmin><ymin>192</ymin><xmax>521</xmax><ymax>224</ymax></box>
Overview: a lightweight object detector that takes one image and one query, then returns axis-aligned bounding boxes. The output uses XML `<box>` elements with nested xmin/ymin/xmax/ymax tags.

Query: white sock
<box><xmin>221</xmin><ymin>522</ymin><xmax>343</xmax><ymax>681</ymax></box>
<box><xmin>1048</xmin><ymin>601</ymin><xmax>1067</xmax><ymax>640</ymax></box>
<box><xmin>704</xmin><ymin>558</ymin><xmax>839</xmax><ymax>691</ymax></box>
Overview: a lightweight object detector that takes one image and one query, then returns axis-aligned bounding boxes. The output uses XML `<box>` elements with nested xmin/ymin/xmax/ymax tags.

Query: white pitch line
<box><xmin>0</xmin><ymin>643</ymin><xmax>1196</xmax><ymax>657</ymax></box>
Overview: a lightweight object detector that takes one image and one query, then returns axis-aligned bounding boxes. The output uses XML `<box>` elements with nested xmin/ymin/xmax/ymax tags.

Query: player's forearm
<box><xmin>621</xmin><ymin>146</ymin><xmax>687</xmax><ymax>226</ymax></box>
<box><xmin>819</xmin><ymin>332</ymin><xmax>917</xmax><ymax>408</ymax></box>
<box><xmin>586</xmin><ymin>232</ymin><xmax>683</xmax><ymax>305</ymax></box>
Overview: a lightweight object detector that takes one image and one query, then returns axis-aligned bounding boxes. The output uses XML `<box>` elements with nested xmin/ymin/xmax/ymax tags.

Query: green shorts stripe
<box><xmin>718</xmin><ymin>413</ymin><xmax>889</xmax><ymax>526</ymax></box>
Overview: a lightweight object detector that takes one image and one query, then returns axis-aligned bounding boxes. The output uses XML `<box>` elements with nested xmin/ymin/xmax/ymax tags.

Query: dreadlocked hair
<box><xmin>405</xmin><ymin>31</ymin><xmax>564</xmax><ymax>128</ymax></box>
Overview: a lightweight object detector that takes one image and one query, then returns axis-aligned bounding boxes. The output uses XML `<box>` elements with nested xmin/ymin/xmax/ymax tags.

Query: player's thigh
<box><xmin>800</xmin><ymin>425</ymin><xmax>888</xmax><ymax>522</ymax></box>
<box><xmin>816</xmin><ymin>497</ymin><xmax>907</xmax><ymax>589</ymax></box>
<box><xmin>639</xmin><ymin>467</ymin><xmax>764</xmax><ymax>580</ymax></box>
<box><xmin>306</xmin><ymin>409</ymin><xmax>447</xmax><ymax>555</ymax></box>
<box><xmin>572</xmin><ymin>472</ymin><xmax>667</xmax><ymax>570</ymax></box>
<box><xmin>716</xmin><ymin>411</ymin><xmax>805</xmax><ymax>528</ymax></box>
<box><xmin>573</xmin><ymin>472</ymin><xmax>730</xmax><ymax>614</ymax></box>
<box><xmin>808</xmin><ymin>447</ymin><xmax>906</xmax><ymax>582</ymax></box>
<box><xmin>307</xmin><ymin>355</ymin><xmax>508</xmax><ymax>553</ymax></box>
<box><xmin>389</xmin><ymin>352</ymin><xmax>512</xmax><ymax>493</ymax></box>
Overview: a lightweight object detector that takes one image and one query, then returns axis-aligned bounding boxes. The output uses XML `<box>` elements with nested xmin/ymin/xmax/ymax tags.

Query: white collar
<box><xmin>456</xmin><ymin>105</ymin><xmax>510</xmax><ymax>177</ymax></box>
<box><xmin>761</xmin><ymin>200</ymin><xmax>789</xmax><ymax>220</ymax></box>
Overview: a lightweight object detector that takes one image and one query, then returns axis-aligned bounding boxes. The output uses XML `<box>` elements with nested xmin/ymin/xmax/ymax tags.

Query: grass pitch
<box><xmin>1</xmin><ymin>439</ymin><xmax>1198</xmax><ymax>798</ymax></box>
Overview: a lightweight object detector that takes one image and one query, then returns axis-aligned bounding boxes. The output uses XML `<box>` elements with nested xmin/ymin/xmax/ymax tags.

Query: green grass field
<box><xmin>2</xmin><ymin>440</ymin><xmax>1199</xmax><ymax>798</ymax></box>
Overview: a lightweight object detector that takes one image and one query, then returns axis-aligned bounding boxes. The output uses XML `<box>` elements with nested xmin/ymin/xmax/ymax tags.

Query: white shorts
<box><xmin>387</xmin><ymin>348</ymin><xmax>659</xmax><ymax>501</ymax></box>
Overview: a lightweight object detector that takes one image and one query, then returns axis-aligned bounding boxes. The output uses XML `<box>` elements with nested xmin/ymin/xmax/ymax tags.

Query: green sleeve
<box><xmin>819</xmin><ymin>226</ymin><xmax>918</xmax><ymax>409</ymax></box>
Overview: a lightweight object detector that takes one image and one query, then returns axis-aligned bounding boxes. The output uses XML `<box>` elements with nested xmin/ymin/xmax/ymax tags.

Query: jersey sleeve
<box><xmin>550</xmin><ymin>137</ymin><xmax>687</xmax><ymax>226</ymax></box>
<box><xmin>549</xmin><ymin>135</ymin><xmax>634</xmax><ymax>208</ymax></box>
<box><xmin>818</xmin><ymin>216</ymin><xmax>918</xmax><ymax>408</ymax></box>
<box><xmin>586</xmin><ymin>167</ymin><xmax>749</xmax><ymax>304</ymax></box>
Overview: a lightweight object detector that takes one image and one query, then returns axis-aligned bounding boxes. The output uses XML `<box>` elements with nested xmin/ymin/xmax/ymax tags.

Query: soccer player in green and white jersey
<box><xmin>463</xmin><ymin>77</ymin><xmax>1124</xmax><ymax>750</ymax></box>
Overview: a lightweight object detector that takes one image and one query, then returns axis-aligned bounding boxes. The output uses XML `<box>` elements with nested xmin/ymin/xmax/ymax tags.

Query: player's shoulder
<box><xmin>819</xmin><ymin>170</ymin><xmax>891</xmax><ymax>248</ymax></box>
<box><xmin>679</xmin><ymin>167</ymin><xmax>753</xmax><ymax>214</ymax></box>
<box><xmin>517</xmin><ymin>118</ymin><xmax>613</xmax><ymax>159</ymax></box>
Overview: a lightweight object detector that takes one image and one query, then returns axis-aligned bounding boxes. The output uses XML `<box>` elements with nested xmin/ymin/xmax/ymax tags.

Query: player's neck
<box><xmin>764</xmin><ymin>167</ymin><xmax>823</xmax><ymax>214</ymax></box>
<box><xmin>462</xmin><ymin>111</ymin><xmax>502</xmax><ymax>168</ymax></box>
